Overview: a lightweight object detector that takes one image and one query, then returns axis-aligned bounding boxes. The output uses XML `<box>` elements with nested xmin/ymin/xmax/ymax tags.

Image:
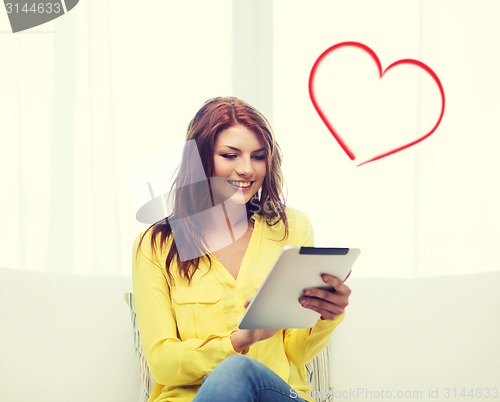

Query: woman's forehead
<box><xmin>215</xmin><ymin>125</ymin><xmax>265</xmax><ymax>150</ymax></box>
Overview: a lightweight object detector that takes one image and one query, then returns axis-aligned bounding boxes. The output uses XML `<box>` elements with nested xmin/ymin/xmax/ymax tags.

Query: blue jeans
<box><xmin>193</xmin><ymin>355</ymin><xmax>307</xmax><ymax>402</ymax></box>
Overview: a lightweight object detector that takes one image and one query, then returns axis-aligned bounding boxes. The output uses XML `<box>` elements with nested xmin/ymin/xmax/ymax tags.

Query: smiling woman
<box><xmin>132</xmin><ymin>96</ymin><xmax>351</xmax><ymax>402</ymax></box>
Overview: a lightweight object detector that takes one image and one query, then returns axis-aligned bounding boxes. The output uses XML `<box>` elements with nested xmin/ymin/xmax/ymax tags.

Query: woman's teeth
<box><xmin>227</xmin><ymin>180</ymin><xmax>252</xmax><ymax>188</ymax></box>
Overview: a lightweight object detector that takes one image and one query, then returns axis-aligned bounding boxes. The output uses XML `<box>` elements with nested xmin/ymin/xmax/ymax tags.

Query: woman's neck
<box><xmin>202</xmin><ymin>203</ymin><xmax>251</xmax><ymax>252</ymax></box>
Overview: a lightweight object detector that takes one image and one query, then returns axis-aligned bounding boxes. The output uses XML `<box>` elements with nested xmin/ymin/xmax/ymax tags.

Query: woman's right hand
<box><xmin>230</xmin><ymin>298</ymin><xmax>281</xmax><ymax>353</ymax></box>
<box><xmin>230</xmin><ymin>328</ymin><xmax>280</xmax><ymax>353</ymax></box>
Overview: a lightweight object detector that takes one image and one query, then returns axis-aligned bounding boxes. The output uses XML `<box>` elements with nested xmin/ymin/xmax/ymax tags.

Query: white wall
<box><xmin>272</xmin><ymin>0</ymin><xmax>500</xmax><ymax>277</ymax></box>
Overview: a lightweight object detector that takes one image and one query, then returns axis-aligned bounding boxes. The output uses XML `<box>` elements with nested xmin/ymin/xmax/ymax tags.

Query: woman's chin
<box><xmin>209</xmin><ymin>177</ymin><xmax>252</xmax><ymax>205</ymax></box>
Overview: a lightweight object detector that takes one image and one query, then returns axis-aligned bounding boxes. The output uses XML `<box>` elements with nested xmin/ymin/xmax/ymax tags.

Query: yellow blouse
<box><xmin>132</xmin><ymin>208</ymin><xmax>344</xmax><ymax>402</ymax></box>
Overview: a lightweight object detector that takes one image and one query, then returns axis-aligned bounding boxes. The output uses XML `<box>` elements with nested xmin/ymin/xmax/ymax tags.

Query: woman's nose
<box><xmin>236</xmin><ymin>156</ymin><xmax>253</xmax><ymax>176</ymax></box>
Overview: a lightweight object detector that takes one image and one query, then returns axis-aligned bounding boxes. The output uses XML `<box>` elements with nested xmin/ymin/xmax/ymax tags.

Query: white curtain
<box><xmin>0</xmin><ymin>0</ymin><xmax>231</xmax><ymax>275</ymax></box>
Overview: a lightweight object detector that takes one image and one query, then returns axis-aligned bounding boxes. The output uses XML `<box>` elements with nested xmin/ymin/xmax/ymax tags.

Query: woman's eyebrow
<box><xmin>218</xmin><ymin>145</ymin><xmax>241</xmax><ymax>151</ymax></box>
<box><xmin>218</xmin><ymin>145</ymin><xmax>266</xmax><ymax>153</ymax></box>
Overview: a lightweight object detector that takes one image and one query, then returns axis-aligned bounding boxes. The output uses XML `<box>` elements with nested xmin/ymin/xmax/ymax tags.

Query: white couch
<box><xmin>1</xmin><ymin>267</ymin><xmax>499</xmax><ymax>402</ymax></box>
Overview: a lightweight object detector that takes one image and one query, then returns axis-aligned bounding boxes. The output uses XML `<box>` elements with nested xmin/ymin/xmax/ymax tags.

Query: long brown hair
<box><xmin>138</xmin><ymin>96</ymin><xmax>288</xmax><ymax>282</ymax></box>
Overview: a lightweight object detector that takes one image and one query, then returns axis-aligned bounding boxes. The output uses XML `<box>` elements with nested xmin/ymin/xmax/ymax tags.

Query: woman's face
<box><xmin>212</xmin><ymin>124</ymin><xmax>267</xmax><ymax>205</ymax></box>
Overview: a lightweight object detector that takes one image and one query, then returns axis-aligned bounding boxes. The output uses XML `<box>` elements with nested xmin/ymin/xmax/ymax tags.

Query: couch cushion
<box><xmin>0</xmin><ymin>267</ymin><xmax>140</xmax><ymax>402</ymax></box>
<box><xmin>330</xmin><ymin>271</ymin><xmax>500</xmax><ymax>401</ymax></box>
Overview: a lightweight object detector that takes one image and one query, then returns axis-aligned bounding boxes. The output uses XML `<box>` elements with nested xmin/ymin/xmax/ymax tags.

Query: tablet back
<box><xmin>238</xmin><ymin>246</ymin><xmax>361</xmax><ymax>329</ymax></box>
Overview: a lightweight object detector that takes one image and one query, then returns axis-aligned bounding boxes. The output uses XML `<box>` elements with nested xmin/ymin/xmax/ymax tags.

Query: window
<box><xmin>272</xmin><ymin>0</ymin><xmax>500</xmax><ymax>277</ymax></box>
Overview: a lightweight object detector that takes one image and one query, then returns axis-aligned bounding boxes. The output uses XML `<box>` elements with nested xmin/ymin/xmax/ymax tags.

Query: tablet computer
<box><xmin>238</xmin><ymin>246</ymin><xmax>361</xmax><ymax>329</ymax></box>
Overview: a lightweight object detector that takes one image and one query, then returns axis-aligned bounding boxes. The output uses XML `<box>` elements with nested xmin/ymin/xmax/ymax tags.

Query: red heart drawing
<box><xmin>309</xmin><ymin>41</ymin><xmax>445</xmax><ymax>166</ymax></box>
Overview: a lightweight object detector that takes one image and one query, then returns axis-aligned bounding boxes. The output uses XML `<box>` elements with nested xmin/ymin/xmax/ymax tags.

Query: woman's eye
<box><xmin>221</xmin><ymin>154</ymin><xmax>237</xmax><ymax>159</ymax></box>
<box><xmin>252</xmin><ymin>155</ymin><xmax>266</xmax><ymax>161</ymax></box>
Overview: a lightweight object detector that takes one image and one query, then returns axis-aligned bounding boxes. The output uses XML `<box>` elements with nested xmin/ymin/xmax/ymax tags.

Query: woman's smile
<box><xmin>226</xmin><ymin>180</ymin><xmax>254</xmax><ymax>191</ymax></box>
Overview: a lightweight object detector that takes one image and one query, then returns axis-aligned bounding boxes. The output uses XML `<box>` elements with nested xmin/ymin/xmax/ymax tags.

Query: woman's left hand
<box><xmin>299</xmin><ymin>274</ymin><xmax>351</xmax><ymax>320</ymax></box>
